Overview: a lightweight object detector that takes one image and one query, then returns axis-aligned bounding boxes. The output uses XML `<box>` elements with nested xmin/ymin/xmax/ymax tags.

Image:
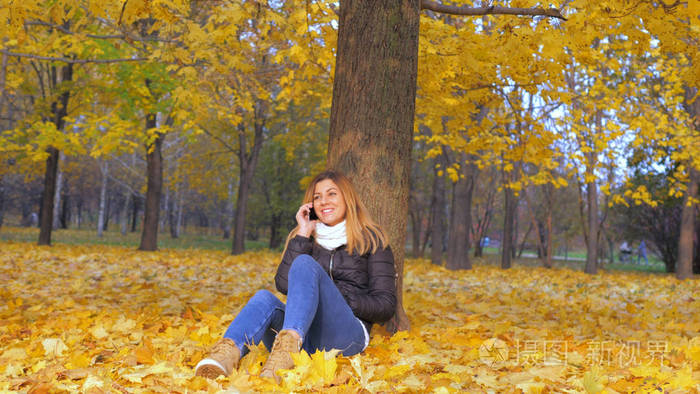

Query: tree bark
<box><xmin>430</xmin><ymin>156</ymin><xmax>446</xmax><ymax>265</ymax></box>
<box><xmin>139</xmin><ymin>113</ymin><xmax>162</xmax><ymax>251</ymax></box>
<box><xmin>52</xmin><ymin>152</ymin><xmax>64</xmax><ymax>229</ymax></box>
<box><xmin>269</xmin><ymin>213</ymin><xmax>282</xmax><ymax>249</ymax></box>
<box><xmin>446</xmin><ymin>157</ymin><xmax>476</xmax><ymax>270</ymax></box>
<box><xmin>584</xmin><ymin>166</ymin><xmax>598</xmax><ymax>274</ymax></box>
<box><xmin>223</xmin><ymin>180</ymin><xmax>234</xmax><ymax>239</ymax></box>
<box><xmin>176</xmin><ymin>186</ymin><xmax>183</xmax><ymax>237</ymax></box>
<box><xmin>131</xmin><ymin>194</ymin><xmax>139</xmax><ymax>232</ymax></box>
<box><xmin>0</xmin><ymin>175</ymin><xmax>5</xmax><ymax>229</ymax></box>
<box><xmin>121</xmin><ymin>191</ymin><xmax>130</xmax><ymax>235</ymax></box>
<box><xmin>97</xmin><ymin>161</ymin><xmax>108</xmax><ymax>237</ymax></box>
<box><xmin>677</xmin><ymin>167</ymin><xmax>698</xmax><ymax>279</ymax></box>
<box><xmin>409</xmin><ymin>208</ymin><xmax>422</xmax><ymax>258</ymax></box>
<box><xmin>232</xmin><ymin>116</ymin><xmax>265</xmax><ymax>254</ymax></box>
<box><xmin>168</xmin><ymin>187</ymin><xmax>179</xmax><ymax>238</ymax></box>
<box><xmin>501</xmin><ymin>181</ymin><xmax>517</xmax><ymax>269</ymax></box>
<box><xmin>328</xmin><ymin>0</ymin><xmax>419</xmax><ymax>332</ymax></box>
<box><xmin>38</xmin><ymin>62</ymin><xmax>72</xmax><ymax>246</ymax></box>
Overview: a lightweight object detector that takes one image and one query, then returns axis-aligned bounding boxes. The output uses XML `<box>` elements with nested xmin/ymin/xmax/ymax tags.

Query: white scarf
<box><xmin>315</xmin><ymin>220</ymin><xmax>347</xmax><ymax>250</ymax></box>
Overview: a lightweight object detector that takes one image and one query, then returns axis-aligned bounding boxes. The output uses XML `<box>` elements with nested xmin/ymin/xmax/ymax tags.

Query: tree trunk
<box><xmin>446</xmin><ymin>158</ymin><xmax>475</xmax><ymax>270</ymax></box>
<box><xmin>269</xmin><ymin>213</ymin><xmax>282</xmax><ymax>249</ymax></box>
<box><xmin>169</xmin><ymin>188</ymin><xmax>178</xmax><ymax>238</ymax></box>
<box><xmin>131</xmin><ymin>194</ymin><xmax>139</xmax><ymax>232</ymax></box>
<box><xmin>501</xmin><ymin>181</ymin><xmax>518</xmax><ymax>269</ymax></box>
<box><xmin>38</xmin><ymin>148</ymin><xmax>60</xmax><ymax>245</ymax></box>
<box><xmin>161</xmin><ymin>187</ymin><xmax>170</xmax><ymax>230</ymax></box>
<box><xmin>232</xmin><ymin>118</ymin><xmax>265</xmax><ymax>254</ymax></box>
<box><xmin>38</xmin><ymin>63</ymin><xmax>72</xmax><ymax>246</ymax></box>
<box><xmin>410</xmin><ymin>209</ymin><xmax>422</xmax><ymax>258</ymax></box>
<box><xmin>677</xmin><ymin>167</ymin><xmax>698</xmax><ymax>279</ymax></box>
<box><xmin>223</xmin><ymin>180</ymin><xmax>234</xmax><ymax>239</ymax></box>
<box><xmin>545</xmin><ymin>187</ymin><xmax>553</xmax><ymax>268</ymax></box>
<box><xmin>52</xmin><ymin>152</ymin><xmax>65</xmax><ymax>229</ymax></box>
<box><xmin>97</xmin><ymin>161</ymin><xmax>109</xmax><ymax>237</ymax></box>
<box><xmin>584</xmin><ymin>152</ymin><xmax>598</xmax><ymax>274</ymax></box>
<box><xmin>59</xmin><ymin>184</ymin><xmax>70</xmax><ymax>229</ymax></box>
<box><xmin>328</xmin><ymin>0</ymin><xmax>419</xmax><ymax>332</ymax></box>
<box><xmin>176</xmin><ymin>186</ymin><xmax>183</xmax><ymax>237</ymax></box>
<box><xmin>0</xmin><ymin>175</ymin><xmax>5</xmax><ymax>229</ymax></box>
<box><xmin>139</xmin><ymin>113</ymin><xmax>162</xmax><ymax>251</ymax></box>
<box><xmin>430</xmin><ymin>156</ymin><xmax>447</xmax><ymax>265</ymax></box>
<box><xmin>121</xmin><ymin>191</ymin><xmax>130</xmax><ymax>235</ymax></box>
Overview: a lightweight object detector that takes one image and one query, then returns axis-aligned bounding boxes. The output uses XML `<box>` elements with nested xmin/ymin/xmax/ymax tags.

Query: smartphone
<box><xmin>309</xmin><ymin>206</ymin><xmax>319</xmax><ymax>221</ymax></box>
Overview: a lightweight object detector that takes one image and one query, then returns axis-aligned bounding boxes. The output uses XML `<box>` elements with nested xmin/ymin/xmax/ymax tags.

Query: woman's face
<box><xmin>313</xmin><ymin>179</ymin><xmax>347</xmax><ymax>226</ymax></box>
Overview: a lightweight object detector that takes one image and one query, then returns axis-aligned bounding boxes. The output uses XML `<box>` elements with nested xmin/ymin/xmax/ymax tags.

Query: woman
<box><xmin>194</xmin><ymin>170</ymin><xmax>397</xmax><ymax>382</ymax></box>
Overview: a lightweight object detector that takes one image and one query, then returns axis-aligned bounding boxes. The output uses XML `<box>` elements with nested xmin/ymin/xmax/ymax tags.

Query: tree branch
<box><xmin>420</xmin><ymin>1</ymin><xmax>567</xmax><ymax>21</ymax></box>
<box><xmin>0</xmin><ymin>49</ymin><xmax>148</xmax><ymax>64</ymax></box>
<box><xmin>25</xmin><ymin>20</ymin><xmax>177</xmax><ymax>44</ymax></box>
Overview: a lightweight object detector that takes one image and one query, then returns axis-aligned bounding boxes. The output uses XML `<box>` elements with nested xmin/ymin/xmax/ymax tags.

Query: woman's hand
<box><xmin>296</xmin><ymin>203</ymin><xmax>317</xmax><ymax>238</ymax></box>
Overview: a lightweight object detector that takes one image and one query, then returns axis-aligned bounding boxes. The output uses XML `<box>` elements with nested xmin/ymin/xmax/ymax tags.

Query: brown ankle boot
<box><xmin>260</xmin><ymin>330</ymin><xmax>302</xmax><ymax>382</ymax></box>
<box><xmin>195</xmin><ymin>338</ymin><xmax>241</xmax><ymax>379</ymax></box>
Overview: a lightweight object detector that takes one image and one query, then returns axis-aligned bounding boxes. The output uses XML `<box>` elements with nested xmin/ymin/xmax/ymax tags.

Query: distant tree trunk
<box><xmin>516</xmin><ymin>222</ymin><xmax>532</xmax><ymax>258</ymax></box>
<box><xmin>223</xmin><ymin>181</ymin><xmax>234</xmax><ymax>239</ymax></box>
<box><xmin>121</xmin><ymin>191</ymin><xmax>130</xmax><ymax>235</ymax></box>
<box><xmin>446</xmin><ymin>157</ymin><xmax>475</xmax><ymax>270</ymax></box>
<box><xmin>231</xmin><ymin>101</ymin><xmax>267</xmax><ymax>255</ymax></box>
<box><xmin>52</xmin><ymin>152</ymin><xmax>65</xmax><ymax>230</ymax></box>
<box><xmin>327</xmin><ymin>0</ymin><xmax>419</xmax><ymax>332</ymax></box>
<box><xmin>430</xmin><ymin>156</ymin><xmax>446</xmax><ymax>265</ymax></box>
<box><xmin>75</xmin><ymin>196</ymin><xmax>82</xmax><ymax>229</ymax></box>
<box><xmin>53</xmin><ymin>155</ymin><xmax>66</xmax><ymax>228</ymax></box>
<box><xmin>232</xmin><ymin>113</ymin><xmax>265</xmax><ymax>254</ymax></box>
<box><xmin>409</xmin><ymin>208</ymin><xmax>422</xmax><ymax>258</ymax></box>
<box><xmin>97</xmin><ymin>161</ymin><xmax>109</xmax><ymax>237</ymax></box>
<box><xmin>131</xmin><ymin>194</ymin><xmax>139</xmax><ymax>232</ymax></box>
<box><xmin>161</xmin><ymin>187</ymin><xmax>170</xmax><ymax>231</ymax></box>
<box><xmin>545</xmin><ymin>185</ymin><xmax>553</xmax><ymax>268</ymax></box>
<box><xmin>176</xmin><ymin>187</ymin><xmax>183</xmax><ymax>236</ymax></box>
<box><xmin>269</xmin><ymin>213</ymin><xmax>282</xmax><ymax>249</ymax></box>
<box><xmin>583</xmin><ymin>148</ymin><xmax>599</xmax><ymax>274</ymax></box>
<box><xmin>38</xmin><ymin>62</ymin><xmax>73</xmax><ymax>246</ymax></box>
<box><xmin>168</xmin><ymin>187</ymin><xmax>178</xmax><ymax>238</ymax></box>
<box><xmin>677</xmin><ymin>167</ymin><xmax>698</xmax><ymax>279</ymax></box>
<box><xmin>59</xmin><ymin>184</ymin><xmax>70</xmax><ymax>229</ymax></box>
<box><xmin>501</xmin><ymin>180</ymin><xmax>518</xmax><ymax>269</ymax></box>
<box><xmin>139</xmin><ymin>112</ymin><xmax>162</xmax><ymax>251</ymax></box>
<box><xmin>584</xmin><ymin>174</ymin><xmax>599</xmax><ymax>274</ymax></box>
<box><xmin>0</xmin><ymin>176</ymin><xmax>5</xmax><ymax>228</ymax></box>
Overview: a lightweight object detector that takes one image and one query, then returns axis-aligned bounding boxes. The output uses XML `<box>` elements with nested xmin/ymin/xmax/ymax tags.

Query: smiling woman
<box><xmin>194</xmin><ymin>170</ymin><xmax>397</xmax><ymax>383</ymax></box>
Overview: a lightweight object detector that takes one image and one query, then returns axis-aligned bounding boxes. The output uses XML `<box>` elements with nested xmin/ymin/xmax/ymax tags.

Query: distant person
<box><xmin>637</xmin><ymin>240</ymin><xmax>649</xmax><ymax>265</ymax></box>
<box><xmin>194</xmin><ymin>170</ymin><xmax>396</xmax><ymax>383</ymax></box>
<box><xmin>620</xmin><ymin>241</ymin><xmax>632</xmax><ymax>263</ymax></box>
<box><xmin>481</xmin><ymin>236</ymin><xmax>490</xmax><ymax>248</ymax></box>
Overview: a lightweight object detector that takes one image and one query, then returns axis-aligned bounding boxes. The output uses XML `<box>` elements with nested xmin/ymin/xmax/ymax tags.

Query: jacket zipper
<box><xmin>329</xmin><ymin>250</ymin><xmax>336</xmax><ymax>280</ymax></box>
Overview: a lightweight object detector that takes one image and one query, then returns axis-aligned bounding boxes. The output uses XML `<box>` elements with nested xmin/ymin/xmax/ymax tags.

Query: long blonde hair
<box><xmin>283</xmin><ymin>170</ymin><xmax>389</xmax><ymax>255</ymax></box>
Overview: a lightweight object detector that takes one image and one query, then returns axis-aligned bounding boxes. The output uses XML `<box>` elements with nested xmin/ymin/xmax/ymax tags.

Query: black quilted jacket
<box><xmin>275</xmin><ymin>234</ymin><xmax>397</xmax><ymax>333</ymax></box>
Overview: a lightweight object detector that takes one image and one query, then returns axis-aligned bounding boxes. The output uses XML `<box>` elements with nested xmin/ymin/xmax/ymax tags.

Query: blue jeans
<box><xmin>223</xmin><ymin>255</ymin><xmax>367</xmax><ymax>357</ymax></box>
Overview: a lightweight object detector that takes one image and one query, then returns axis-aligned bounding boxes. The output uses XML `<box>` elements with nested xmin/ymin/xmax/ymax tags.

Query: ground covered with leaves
<box><xmin>1</xmin><ymin>241</ymin><xmax>699</xmax><ymax>393</ymax></box>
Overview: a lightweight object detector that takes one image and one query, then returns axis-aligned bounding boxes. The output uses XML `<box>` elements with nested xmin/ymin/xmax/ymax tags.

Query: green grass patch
<box><xmin>0</xmin><ymin>226</ymin><xmax>269</xmax><ymax>252</ymax></box>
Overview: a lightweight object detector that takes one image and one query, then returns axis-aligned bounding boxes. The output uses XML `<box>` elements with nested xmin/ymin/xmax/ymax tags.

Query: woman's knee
<box><xmin>250</xmin><ymin>289</ymin><xmax>280</xmax><ymax>306</ymax></box>
<box><xmin>290</xmin><ymin>255</ymin><xmax>321</xmax><ymax>275</ymax></box>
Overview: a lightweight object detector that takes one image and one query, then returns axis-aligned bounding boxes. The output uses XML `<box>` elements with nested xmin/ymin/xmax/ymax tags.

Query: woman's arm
<box><xmin>345</xmin><ymin>246</ymin><xmax>397</xmax><ymax>323</ymax></box>
<box><xmin>275</xmin><ymin>204</ymin><xmax>317</xmax><ymax>294</ymax></box>
<box><xmin>275</xmin><ymin>235</ymin><xmax>313</xmax><ymax>294</ymax></box>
